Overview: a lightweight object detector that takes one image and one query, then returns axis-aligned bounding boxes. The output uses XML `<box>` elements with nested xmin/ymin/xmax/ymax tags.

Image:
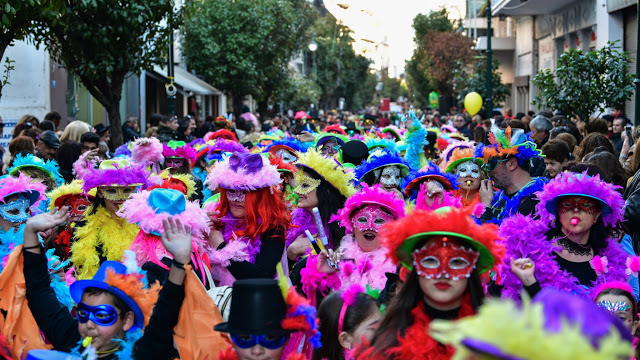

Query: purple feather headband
<box><xmin>82</xmin><ymin>161</ymin><xmax>152</xmax><ymax>192</ymax></box>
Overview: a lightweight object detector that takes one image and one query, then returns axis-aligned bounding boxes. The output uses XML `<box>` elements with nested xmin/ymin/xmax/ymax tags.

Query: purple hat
<box><xmin>205</xmin><ymin>152</ymin><xmax>281</xmax><ymax>191</ymax></box>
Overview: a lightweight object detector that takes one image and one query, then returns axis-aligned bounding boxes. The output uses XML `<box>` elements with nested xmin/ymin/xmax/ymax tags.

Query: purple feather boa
<box><xmin>82</xmin><ymin>164</ymin><xmax>151</xmax><ymax>192</ymax></box>
<box><xmin>499</xmin><ymin>213</ymin><xmax>629</xmax><ymax>300</ymax></box>
<box><xmin>286</xmin><ymin>208</ymin><xmax>330</xmax><ymax>249</ymax></box>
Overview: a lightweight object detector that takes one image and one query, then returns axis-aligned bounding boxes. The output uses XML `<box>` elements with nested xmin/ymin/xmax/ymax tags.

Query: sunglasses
<box><xmin>231</xmin><ymin>333</ymin><xmax>286</xmax><ymax>350</ymax></box>
<box><xmin>483</xmin><ymin>158</ymin><xmax>508</xmax><ymax>172</ymax></box>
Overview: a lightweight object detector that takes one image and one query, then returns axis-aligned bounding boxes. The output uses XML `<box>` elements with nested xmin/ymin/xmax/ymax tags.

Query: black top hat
<box><xmin>214</xmin><ymin>279</ymin><xmax>291</xmax><ymax>335</ymax></box>
<box><xmin>345</xmin><ymin>122</ymin><xmax>362</xmax><ymax>134</ymax></box>
<box><xmin>342</xmin><ymin>140</ymin><xmax>369</xmax><ymax>167</ymax></box>
<box><xmin>93</xmin><ymin>123</ymin><xmax>108</xmax><ymax>135</ymax></box>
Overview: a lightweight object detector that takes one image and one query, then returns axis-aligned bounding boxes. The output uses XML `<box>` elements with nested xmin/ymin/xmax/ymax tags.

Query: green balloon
<box><xmin>428</xmin><ymin>91</ymin><xmax>439</xmax><ymax>108</ymax></box>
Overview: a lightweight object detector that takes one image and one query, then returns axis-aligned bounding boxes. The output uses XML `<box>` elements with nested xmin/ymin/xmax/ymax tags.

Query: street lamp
<box><xmin>308</xmin><ymin>40</ymin><xmax>318</xmax><ymax>52</ymax></box>
<box><xmin>308</xmin><ymin>40</ymin><xmax>318</xmax><ymax>78</ymax></box>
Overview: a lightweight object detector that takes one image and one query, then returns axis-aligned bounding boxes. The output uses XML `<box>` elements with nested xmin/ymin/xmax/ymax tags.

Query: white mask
<box><xmin>379</xmin><ymin>166</ymin><xmax>401</xmax><ymax>187</ymax></box>
<box><xmin>275</xmin><ymin>148</ymin><xmax>297</xmax><ymax>163</ymax></box>
<box><xmin>456</xmin><ymin>161</ymin><xmax>480</xmax><ymax>178</ymax></box>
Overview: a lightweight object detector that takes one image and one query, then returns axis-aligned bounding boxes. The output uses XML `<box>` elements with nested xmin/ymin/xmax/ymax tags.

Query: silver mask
<box><xmin>379</xmin><ymin>166</ymin><xmax>401</xmax><ymax>188</ymax></box>
<box><xmin>456</xmin><ymin>160</ymin><xmax>480</xmax><ymax>179</ymax></box>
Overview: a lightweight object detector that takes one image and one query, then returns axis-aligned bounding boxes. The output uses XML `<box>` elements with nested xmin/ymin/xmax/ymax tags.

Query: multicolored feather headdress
<box><xmin>0</xmin><ymin>173</ymin><xmax>47</xmax><ymax>207</ymax></box>
<box><xmin>480</xmin><ymin>123</ymin><xmax>541</xmax><ymax>165</ymax></box>
<box><xmin>8</xmin><ymin>153</ymin><xmax>64</xmax><ymax>186</ymax></box>
<box><xmin>354</xmin><ymin>149</ymin><xmax>411</xmax><ymax>183</ymax></box>
<box><xmin>162</xmin><ymin>141</ymin><xmax>197</xmax><ymax>162</ymax></box>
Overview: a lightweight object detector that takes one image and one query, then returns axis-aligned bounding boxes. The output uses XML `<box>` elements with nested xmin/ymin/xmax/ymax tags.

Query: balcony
<box><xmin>492</xmin><ymin>0</ymin><xmax>577</xmax><ymax>16</ymax></box>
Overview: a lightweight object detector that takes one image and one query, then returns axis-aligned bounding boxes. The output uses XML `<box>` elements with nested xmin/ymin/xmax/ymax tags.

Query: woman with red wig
<box><xmin>204</xmin><ymin>152</ymin><xmax>291</xmax><ymax>286</ymax></box>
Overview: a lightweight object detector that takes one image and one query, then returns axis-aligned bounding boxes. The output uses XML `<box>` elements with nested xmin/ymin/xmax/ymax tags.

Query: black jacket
<box><xmin>623</xmin><ymin>169</ymin><xmax>640</xmax><ymax>255</ymax></box>
<box><xmin>122</xmin><ymin>123</ymin><xmax>141</xmax><ymax>144</ymax></box>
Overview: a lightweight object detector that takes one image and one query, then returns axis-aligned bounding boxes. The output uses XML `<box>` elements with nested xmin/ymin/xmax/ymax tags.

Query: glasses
<box><xmin>483</xmin><ymin>158</ymin><xmax>508</xmax><ymax>172</ymax></box>
<box><xmin>231</xmin><ymin>333</ymin><xmax>286</xmax><ymax>350</ymax></box>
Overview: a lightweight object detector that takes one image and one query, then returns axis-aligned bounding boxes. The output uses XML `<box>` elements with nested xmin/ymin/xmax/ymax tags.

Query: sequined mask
<box><xmin>375</xmin><ymin>166</ymin><xmax>401</xmax><ymax>188</ymax></box>
<box><xmin>226</xmin><ymin>189</ymin><xmax>246</xmax><ymax>202</ymax></box>
<box><xmin>0</xmin><ymin>194</ymin><xmax>30</xmax><ymax>223</ymax></box>
<box><xmin>413</xmin><ymin>236</ymin><xmax>479</xmax><ymax>281</ymax></box>
<box><xmin>100</xmin><ymin>185</ymin><xmax>137</xmax><ymax>201</ymax></box>
<box><xmin>66</xmin><ymin>196</ymin><xmax>91</xmax><ymax>217</ymax></box>
<box><xmin>165</xmin><ymin>156</ymin><xmax>185</xmax><ymax>169</ymax></box>
<box><xmin>275</xmin><ymin>148</ymin><xmax>297</xmax><ymax>163</ymax></box>
<box><xmin>557</xmin><ymin>196</ymin><xmax>601</xmax><ymax>215</ymax></box>
<box><xmin>456</xmin><ymin>161</ymin><xmax>480</xmax><ymax>178</ymax></box>
<box><xmin>352</xmin><ymin>205</ymin><xmax>394</xmax><ymax>233</ymax></box>
<box><xmin>598</xmin><ymin>300</ymin><xmax>631</xmax><ymax>313</ymax></box>
<box><xmin>293</xmin><ymin>172</ymin><xmax>320</xmax><ymax>195</ymax></box>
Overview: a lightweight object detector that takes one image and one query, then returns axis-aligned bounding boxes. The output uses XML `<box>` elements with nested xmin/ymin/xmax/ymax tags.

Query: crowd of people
<box><xmin>0</xmin><ymin>106</ymin><xmax>638</xmax><ymax>359</ymax></box>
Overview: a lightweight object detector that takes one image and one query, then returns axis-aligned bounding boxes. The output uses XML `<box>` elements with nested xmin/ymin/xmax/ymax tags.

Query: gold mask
<box><xmin>100</xmin><ymin>185</ymin><xmax>138</xmax><ymax>201</ymax></box>
<box><xmin>293</xmin><ymin>172</ymin><xmax>320</xmax><ymax>195</ymax></box>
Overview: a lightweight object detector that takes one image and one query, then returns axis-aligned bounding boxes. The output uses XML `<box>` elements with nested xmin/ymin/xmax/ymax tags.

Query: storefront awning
<box><xmin>152</xmin><ymin>65</ymin><xmax>221</xmax><ymax>96</ymax></box>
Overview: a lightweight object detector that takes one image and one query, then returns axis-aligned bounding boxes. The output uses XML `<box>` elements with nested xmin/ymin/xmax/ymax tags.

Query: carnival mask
<box><xmin>0</xmin><ymin>194</ymin><xmax>30</xmax><ymax>223</ymax></box>
<box><xmin>66</xmin><ymin>196</ymin><xmax>91</xmax><ymax>217</ymax></box>
<box><xmin>76</xmin><ymin>302</ymin><xmax>119</xmax><ymax>327</ymax></box>
<box><xmin>165</xmin><ymin>156</ymin><xmax>185</xmax><ymax>169</ymax></box>
<box><xmin>226</xmin><ymin>189</ymin><xmax>246</xmax><ymax>202</ymax></box>
<box><xmin>100</xmin><ymin>185</ymin><xmax>137</xmax><ymax>202</ymax></box>
<box><xmin>275</xmin><ymin>148</ymin><xmax>297</xmax><ymax>163</ymax></box>
<box><xmin>374</xmin><ymin>166</ymin><xmax>401</xmax><ymax>188</ymax></box>
<box><xmin>412</xmin><ymin>237</ymin><xmax>479</xmax><ymax>281</ymax></box>
<box><xmin>352</xmin><ymin>205</ymin><xmax>394</xmax><ymax>233</ymax></box>
<box><xmin>456</xmin><ymin>161</ymin><xmax>480</xmax><ymax>179</ymax></box>
<box><xmin>293</xmin><ymin>171</ymin><xmax>320</xmax><ymax>195</ymax></box>
<box><xmin>557</xmin><ymin>196</ymin><xmax>600</xmax><ymax>215</ymax></box>
<box><xmin>320</xmin><ymin>141</ymin><xmax>340</xmax><ymax>157</ymax></box>
<box><xmin>598</xmin><ymin>300</ymin><xmax>631</xmax><ymax>313</ymax></box>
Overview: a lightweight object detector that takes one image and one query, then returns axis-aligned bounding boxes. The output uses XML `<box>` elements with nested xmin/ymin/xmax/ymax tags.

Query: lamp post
<box><xmin>635</xmin><ymin>3</ymin><xmax>640</xmax><ymax>126</ymax></box>
<box><xmin>308</xmin><ymin>40</ymin><xmax>318</xmax><ymax>78</ymax></box>
<box><xmin>485</xmin><ymin>1</ymin><xmax>493</xmax><ymax>118</ymax></box>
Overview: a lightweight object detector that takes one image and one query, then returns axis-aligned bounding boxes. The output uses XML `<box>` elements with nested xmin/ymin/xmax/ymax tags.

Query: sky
<box><xmin>324</xmin><ymin>0</ymin><xmax>467</xmax><ymax>77</ymax></box>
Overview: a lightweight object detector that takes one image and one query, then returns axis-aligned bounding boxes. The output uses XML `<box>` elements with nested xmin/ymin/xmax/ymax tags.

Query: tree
<box><xmin>0</xmin><ymin>0</ymin><xmax>61</xmax><ymax>101</ymax></box>
<box><xmin>453</xmin><ymin>57</ymin><xmax>510</xmax><ymax>110</ymax></box>
<box><xmin>282</xmin><ymin>74</ymin><xmax>322</xmax><ymax>111</ymax></box>
<box><xmin>412</xmin><ymin>8</ymin><xmax>454</xmax><ymax>42</ymax></box>
<box><xmin>418</xmin><ymin>31</ymin><xmax>474</xmax><ymax>96</ymax></box>
<box><xmin>182</xmin><ymin>0</ymin><xmax>314</xmax><ymax>116</ymax></box>
<box><xmin>532</xmin><ymin>41</ymin><xmax>634</xmax><ymax>123</ymax></box>
<box><xmin>34</xmin><ymin>0</ymin><xmax>181</xmax><ymax>147</ymax></box>
<box><xmin>381</xmin><ymin>77</ymin><xmax>408</xmax><ymax>101</ymax></box>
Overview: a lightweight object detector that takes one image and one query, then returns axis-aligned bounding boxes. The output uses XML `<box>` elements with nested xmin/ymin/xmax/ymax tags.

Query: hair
<box><xmin>563</xmin><ymin>161</ymin><xmax>605</xmax><ymax>178</ymax></box>
<box><xmin>17</xmin><ymin>115</ymin><xmax>39</xmax><ymax>127</ymax></box>
<box><xmin>586</xmin><ymin>118</ymin><xmax>609</xmax><ymax>135</ymax></box>
<box><xmin>20</xmin><ymin>128</ymin><xmax>42</xmax><ymax>142</ymax></box>
<box><xmin>313</xmin><ymin>292</ymin><xmax>380</xmax><ymax>360</ymax></box>
<box><xmin>579</xmin><ymin>133</ymin><xmax>614</xmax><ymax>160</ymax></box>
<box><xmin>546</xmin><ymin>215</ymin><xmax>609</xmax><ymax>253</ymax></box>
<box><xmin>126</xmin><ymin>114</ymin><xmax>138</xmax><ymax>124</ymax></box>
<box><xmin>595</xmin><ymin>287</ymin><xmax>638</xmax><ymax>320</ymax></box>
<box><xmin>614</xmin><ymin>117</ymin><xmax>629</xmax><ymax>126</ymax></box>
<box><xmin>60</xmin><ymin>121</ymin><xmax>91</xmax><ymax>143</ymax></box>
<box><xmin>80</xmin><ymin>132</ymin><xmax>101</xmax><ymax>145</ymax></box>
<box><xmin>56</xmin><ymin>141</ymin><xmax>83</xmax><ymax>177</ymax></box>
<box><xmin>8</xmin><ymin>136</ymin><xmax>35</xmax><ymax>156</ymax></box>
<box><xmin>12</xmin><ymin>123</ymin><xmax>34</xmax><ymax>138</ymax></box>
<box><xmin>507</xmin><ymin>119</ymin><xmax>525</xmax><ymax>130</ymax></box>
<box><xmin>541</xmin><ymin>139</ymin><xmax>570</xmax><ymax>163</ymax></box>
<box><xmin>366</xmin><ymin>269</ymin><xmax>484</xmax><ymax>354</ymax></box>
<box><xmin>83</xmin><ymin>287</ymin><xmax>131</xmax><ymax>320</ymax></box>
<box><xmin>473</xmin><ymin>126</ymin><xmax>488</xmax><ymax>145</ymax></box>
<box><xmin>44</xmin><ymin>111</ymin><xmax>62</xmax><ymax>123</ymax></box>
<box><xmin>582</xmin><ymin>150</ymin><xmax>628</xmax><ymax>189</ymax></box>
<box><xmin>38</xmin><ymin>120</ymin><xmax>56</xmax><ymax>132</ymax></box>
<box><xmin>554</xmin><ymin>133</ymin><xmax>577</xmax><ymax>151</ymax></box>
<box><xmin>530</xmin><ymin>115</ymin><xmax>552</xmax><ymax>133</ymax></box>
<box><xmin>145</xmin><ymin>126</ymin><xmax>158</xmax><ymax>138</ymax></box>
<box><xmin>98</xmin><ymin>142</ymin><xmax>110</xmax><ymax>161</ymax></box>
<box><xmin>216</xmin><ymin>187</ymin><xmax>291</xmax><ymax>241</ymax></box>
<box><xmin>161</xmin><ymin>115</ymin><xmax>175</xmax><ymax>125</ymax></box>
<box><xmin>631</xmin><ymin>137</ymin><xmax>640</xmax><ymax>174</ymax></box>
<box><xmin>177</xmin><ymin>118</ymin><xmax>191</xmax><ymax>141</ymax></box>
<box><xmin>149</xmin><ymin>113</ymin><xmax>163</xmax><ymax>128</ymax></box>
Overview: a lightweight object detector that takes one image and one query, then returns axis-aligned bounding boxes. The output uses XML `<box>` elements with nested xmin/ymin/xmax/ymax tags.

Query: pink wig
<box><xmin>131</xmin><ymin>137</ymin><xmax>164</xmax><ymax>166</ymax></box>
<box><xmin>0</xmin><ymin>173</ymin><xmax>47</xmax><ymax>207</ymax></box>
<box><xmin>162</xmin><ymin>143</ymin><xmax>197</xmax><ymax>162</ymax></box>
<box><xmin>205</xmin><ymin>153</ymin><xmax>281</xmax><ymax>191</ymax></box>
<box><xmin>332</xmin><ymin>184</ymin><xmax>405</xmax><ymax>232</ymax></box>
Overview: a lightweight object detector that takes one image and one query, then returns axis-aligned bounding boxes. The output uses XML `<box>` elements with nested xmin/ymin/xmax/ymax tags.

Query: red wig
<box><xmin>216</xmin><ymin>186</ymin><xmax>290</xmax><ymax>241</ymax></box>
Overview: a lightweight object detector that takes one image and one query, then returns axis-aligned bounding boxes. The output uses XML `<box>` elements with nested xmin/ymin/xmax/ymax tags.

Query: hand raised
<box><xmin>161</xmin><ymin>217</ymin><xmax>192</xmax><ymax>265</ymax></box>
<box><xmin>26</xmin><ymin>208</ymin><xmax>69</xmax><ymax>234</ymax></box>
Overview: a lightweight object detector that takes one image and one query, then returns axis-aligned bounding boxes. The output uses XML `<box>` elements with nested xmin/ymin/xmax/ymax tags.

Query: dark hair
<box><xmin>83</xmin><ymin>287</ymin><xmax>132</xmax><ymax>320</ymax></box>
<box><xmin>313</xmin><ymin>292</ymin><xmax>379</xmax><ymax>360</ymax></box>
<box><xmin>582</xmin><ymin>150</ymin><xmax>628</xmax><ymax>189</ymax></box>
<box><xmin>563</xmin><ymin>161</ymin><xmax>606</xmax><ymax>178</ymax></box>
<box><xmin>8</xmin><ymin>136</ymin><xmax>35</xmax><ymax>155</ymax></box>
<box><xmin>44</xmin><ymin>111</ymin><xmax>62</xmax><ymax>122</ymax></box>
<box><xmin>149</xmin><ymin>113</ymin><xmax>164</xmax><ymax>128</ymax></box>
<box><xmin>541</xmin><ymin>139</ymin><xmax>570</xmax><ymax>163</ymax></box>
<box><xmin>473</xmin><ymin>126</ymin><xmax>487</xmax><ymax>145</ymax></box>
<box><xmin>546</xmin><ymin>216</ymin><xmax>608</xmax><ymax>253</ymax></box>
<box><xmin>80</xmin><ymin>132</ymin><xmax>100</xmax><ymax>145</ymax></box>
<box><xmin>579</xmin><ymin>133</ymin><xmax>614</xmax><ymax>160</ymax></box>
<box><xmin>366</xmin><ymin>269</ymin><xmax>484</xmax><ymax>354</ymax></box>
<box><xmin>586</xmin><ymin>118</ymin><xmax>609</xmax><ymax>135</ymax></box>
<box><xmin>595</xmin><ymin>287</ymin><xmax>638</xmax><ymax>321</ymax></box>
<box><xmin>305</xmin><ymin>169</ymin><xmax>347</xmax><ymax>249</ymax></box>
<box><xmin>39</xmin><ymin>120</ymin><xmax>56</xmax><ymax>132</ymax></box>
<box><xmin>177</xmin><ymin>118</ymin><xmax>191</xmax><ymax>141</ymax></box>
<box><xmin>55</xmin><ymin>141</ymin><xmax>83</xmax><ymax>177</ymax></box>
<box><xmin>553</xmin><ymin>133</ymin><xmax>577</xmax><ymax>150</ymax></box>
<box><xmin>507</xmin><ymin>119</ymin><xmax>525</xmax><ymax>130</ymax></box>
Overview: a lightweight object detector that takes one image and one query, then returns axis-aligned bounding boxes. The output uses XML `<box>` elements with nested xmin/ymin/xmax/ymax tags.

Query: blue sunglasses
<box><xmin>231</xmin><ymin>333</ymin><xmax>286</xmax><ymax>350</ymax></box>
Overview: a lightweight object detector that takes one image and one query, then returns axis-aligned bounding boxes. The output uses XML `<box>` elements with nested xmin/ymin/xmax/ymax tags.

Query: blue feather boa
<box><xmin>490</xmin><ymin>177</ymin><xmax>548</xmax><ymax>224</ymax></box>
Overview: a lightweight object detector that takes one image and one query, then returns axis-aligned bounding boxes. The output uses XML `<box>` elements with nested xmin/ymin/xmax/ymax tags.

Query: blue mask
<box><xmin>231</xmin><ymin>333</ymin><xmax>286</xmax><ymax>350</ymax></box>
<box><xmin>76</xmin><ymin>302</ymin><xmax>119</xmax><ymax>327</ymax></box>
<box><xmin>0</xmin><ymin>195</ymin><xmax>30</xmax><ymax>223</ymax></box>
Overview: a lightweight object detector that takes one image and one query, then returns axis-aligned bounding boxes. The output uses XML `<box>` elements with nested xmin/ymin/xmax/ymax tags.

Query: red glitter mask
<box><xmin>412</xmin><ymin>236</ymin><xmax>479</xmax><ymax>281</ymax></box>
<box><xmin>66</xmin><ymin>196</ymin><xmax>91</xmax><ymax>217</ymax></box>
<box><xmin>557</xmin><ymin>196</ymin><xmax>601</xmax><ymax>215</ymax></box>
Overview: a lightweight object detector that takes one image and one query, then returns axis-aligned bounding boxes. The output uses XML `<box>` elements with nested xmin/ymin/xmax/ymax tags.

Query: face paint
<box><xmin>66</xmin><ymin>196</ymin><xmax>91</xmax><ymax>217</ymax></box>
<box><xmin>0</xmin><ymin>194</ymin><xmax>31</xmax><ymax>223</ymax></box>
<box><xmin>293</xmin><ymin>172</ymin><xmax>320</xmax><ymax>195</ymax></box>
<box><xmin>165</xmin><ymin>156</ymin><xmax>185</xmax><ymax>168</ymax></box>
<box><xmin>379</xmin><ymin>166</ymin><xmax>401</xmax><ymax>188</ymax></box>
<box><xmin>413</xmin><ymin>237</ymin><xmax>479</xmax><ymax>281</ymax></box>
<box><xmin>352</xmin><ymin>205</ymin><xmax>394</xmax><ymax>232</ymax></box>
<box><xmin>275</xmin><ymin>149</ymin><xmax>297</xmax><ymax>163</ymax></box>
<box><xmin>226</xmin><ymin>189</ymin><xmax>246</xmax><ymax>202</ymax></box>
<box><xmin>558</xmin><ymin>196</ymin><xmax>601</xmax><ymax>215</ymax></box>
<box><xmin>456</xmin><ymin>161</ymin><xmax>480</xmax><ymax>178</ymax></box>
<box><xmin>76</xmin><ymin>302</ymin><xmax>119</xmax><ymax>327</ymax></box>
<box><xmin>598</xmin><ymin>300</ymin><xmax>631</xmax><ymax>313</ymax></box>
<box><xmin>320</xmin><ymin>141</ymin><xmax>340</xmax><ymax>157</ymax></box>
<box><xmin>100</xmin><ymin>185</ymin><xmax>137</xmax><ymax>201</ymax></box>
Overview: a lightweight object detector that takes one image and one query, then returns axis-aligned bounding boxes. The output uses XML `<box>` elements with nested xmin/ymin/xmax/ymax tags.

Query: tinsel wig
<box><xmin>534</xmin><ymin>171</ymin><xmax>624</xmax><ymax>227</ymax></box>
<box><xmin>131</xmin><ymin>137</ymin><xmax>164</xmax><ymax>166</ymax></box>
<box><xmin>354</xmin><ymin>149</ymin><xmax>411</xmax><ymax>183</ymax></box>
<box><xmin>206</xmin><ymin>153</ymin><xmax>281</xmax><ymax>191</ymax></box>
<box><xmin>8</xmin><ymin>153</ymin><xmax>64</xmax><ymax>186</ymax></box>
<box><xmin>440</xmin><ymin>141</ymin><xmax>476</xmax><ymax>166</ymax></box>
<box><xmin>0</xmin><ymin>173</ymin><xmax>47</xmax><ymax>207</ymax></box>
<box><xmin>333</xmin><ymin>184</ymin><xmax>406</xmax><ymax>232</ymax></box>
<box><xmin>47</xmin><ymin>179</ymin><xmax>95</xmax><ymax>211</ymax></box>
<box><xmin>82</xmin><ymin>159</ymin><xmax>152</xmax><ymax>192</ymax></box>
<box><xmin>295</xmin><ymin>149</ymin><xmax>355</xmax><ymax>198</ymax></box>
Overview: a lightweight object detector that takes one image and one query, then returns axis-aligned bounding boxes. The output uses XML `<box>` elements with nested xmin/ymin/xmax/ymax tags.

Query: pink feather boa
<box><xmin>0</xmin><ymin>173</ymin><xmax>47</xmax><ymax>207</ymax></box>
<box><xmin>300</xmin><ymin>252</ymin><xmax>341</xmax><ymax>305</ymax></box>
<box><xmin>415</xmin><ymin>184</ymin><xmax>461</xmax><ymax>211</ymax></box>
<box><xmin>333</xmin><ymin>184</ymin><xmax>405</xmax><ymax>232</ymax></box>
<box><xmin>72</xmin><ymin>151</ymin><xmax>98</xmax><ymax>179</ymax></box>
<box><xmin>499</xmin><ymin>213</ymin><xmax>629</xmax><ymax>300</ymax></box>
<box><xmin>207</xmin><ymin>238</ymin><xmax>262</xmax><ymax>286</ymax></box>
<box><xmin>131</xmin><ymin>137</ymin><xmax>164</xmax><ymax>172</ymax></box>
<box><xmin>338</xmin><ymin>234</ymin><xmax>396</xmax><ymax>292</ymax></box>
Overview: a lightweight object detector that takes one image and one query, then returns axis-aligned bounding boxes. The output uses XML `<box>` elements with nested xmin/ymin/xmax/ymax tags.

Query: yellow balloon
<box><xmin>464</xmin><ymin>92</ymin><xmax>483</xmax><ymax>116</ymax></box>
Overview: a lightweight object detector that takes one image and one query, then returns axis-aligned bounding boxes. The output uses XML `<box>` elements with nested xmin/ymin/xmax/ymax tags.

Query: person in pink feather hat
<box><xmin>298</xmin><ymin>184</ymin><xmax>405</xmax><ymax>305</ymax></box>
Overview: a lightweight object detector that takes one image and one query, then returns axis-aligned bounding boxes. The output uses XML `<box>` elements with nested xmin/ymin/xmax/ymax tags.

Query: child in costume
<box><xmin>8</xmin><ymin>153</ymin><xmax>64</xmax><ymax>191</ymax></box>
<box><xmin>298</xmin><ymin>184</ymin><xmax>404</xmax><ymax>304</ymax></box>
<box><xmin>356</xmin><ymin>205</ymin><xmax>504</xmax><ymax>360</ymax></box>
<box><xmin>440</xmin><ymin>143</ymin><xmax>485</xmax><ymax>207</ymax></box>
<box><xmin>268</xmin><ymin>153</ymin><xmax>298</xmax><ymax>209</ymax></box>
<box><xmin>313</xmin><ymin>286</ymin><xmax>381</xmax><ymax>360</ymax></box>
<box><xmin>429</xmin><ymin>288</ymin><xmax>634</xmax><ymax>360</ymax></box>
<box><xmin>266</xmin><ymin>138</ymin><xmax>310</xmax><ymax>163</ymax></box>
<box><xmin>355</xmin><ymin>150</ymin><xmax>411</xmax><ymax>199</ymax></box>
<box><xmin>501</xmin><ymin>172</ymin><xmax>629</xmax><ymax>299</ymax></box>
<box><xmin>315</xmin><ymin>132</ymin><xmax>349</xmax><ymax>161</ymax></box>
<box><xmin>593</xmin><ymin>282</ymin><xmax>639</xmax><ymax>341</ymax></box>
<box><xmin>205</xmin><ymin>152</ymin><xmax>291</xmax><ymax>286</ymax></box>
<box><xmin>286</xmin><ymin>149</ymin><xmax>355</xmax><ymax>263</ymax></box>
<box><xmin>118</xmin><ymin>188</ymin><xmax>211</xmax><ymax>287</ymax></box>
<box><xmin>23</xmin><ymin>210</ymin><xmax>194</xmax><ymax>360</ymax></box>
<box><xmin>162</xmin><ymin>140</ymin><xmax>203</xmax><ymax>202</ymax></box>
<box><xmin>0</xmin><ymin>174</ymin><xmax>47</xmax><ymax>271</ymax></box>
<box><xmin>402</xmin><ymin>161</ymin><xmax>459</xmax><ymax>210</ymax></box>
<box><xmin>70</xmin><ymin>159</ymin><xmax>151</xmax><ymax>279</ymax></box>
<box><xmin>214</xmin><ymin>278</ymin><xmax>321</xmax><ymax>360</ymax></box>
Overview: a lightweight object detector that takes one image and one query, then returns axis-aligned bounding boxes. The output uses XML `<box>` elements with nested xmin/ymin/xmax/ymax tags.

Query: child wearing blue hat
<box><xmin>22</xmin><ymin>207</ymin><xmax>194</xmax><ymax>359</ymax></box>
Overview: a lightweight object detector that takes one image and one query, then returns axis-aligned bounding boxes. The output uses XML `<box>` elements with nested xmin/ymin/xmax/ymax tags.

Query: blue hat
<box><xmin>26</xmin><ymin>350</ymin><xmax>81</xmax><ymax>360</ymax></box>
<box><xmin>69</xmin><ymin>261</ymin><xmax>145</xmax><ymax>331</ymax></box>
<box><xmin>147</xmin><ymin>188</ymin><xmax>185</xmax><ymax>215</ymax></box>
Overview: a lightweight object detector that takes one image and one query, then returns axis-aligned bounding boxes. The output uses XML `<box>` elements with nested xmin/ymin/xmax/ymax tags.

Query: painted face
<box><xmin>413</xmin><ymin>237</ymin><xmax>479</xmax><ymax>281</ymax></box>
<box><xmin>320</xmin><ymin>140</ymin><xmax>340</xmax><ymax>157</ymax></box>
<box><xmin>226</xmin><ymin>189</ymin><xmax>246</xmax><ymax>203</ymax></box>
<box><xmin>275</xmin><ymin>149</ymin><xmax>297</xmax><ymax>163</ymax></box>
<box><xmin>456</xmin><ymin>161</ymin><xmax>480</xmax><ymax>179</ymax></box>
<box><xmin>293</xmin><ymin>171</ymin><xmax>320</xmax><ymax>195</ymax></box>
<box><xmin>597</xmin><ymin>294</ymin><xmax>636</xmax><ymax>331</ymax></box>
<box><xmin>352</xmin><ymin>205</ymin><xmax>394</xmax><ymax>233</ymax></box>
<box><xmin>376</xmin><ymin>166</ymin><xmax>401</xmax><ymax>189</ymax></box>
<box><xmin>99</xmin><ymin>185</ymin><xmax>137</xmax><ymax>202</ymax></box>
<box><xmin>165</xmin><ymin>156</ymin><xmax>185</xmax><ymax>169</ymax></box>
<box><xmin>0</xmin><ymin>194</ymin><xmax>31</xmax><ymax>223</ymax></box>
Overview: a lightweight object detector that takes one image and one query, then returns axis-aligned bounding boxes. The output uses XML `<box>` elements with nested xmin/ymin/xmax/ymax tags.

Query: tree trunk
<box><xmin>257</xmin><ymin>100</ymin><xmax>268</xmax><ymax>121</ymax></box>
<box><xmin>232</xmin><ymin>93</ymin><xmax>244</xmax><ymax>118</ymax></box>
<box><xmin>108</xmin><ymin>106</ymin><xmax>123</xmax><ymax>149</ymax></box>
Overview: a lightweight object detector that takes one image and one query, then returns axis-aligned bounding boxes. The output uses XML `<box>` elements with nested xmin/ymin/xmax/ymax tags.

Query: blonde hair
<box><xmin>60</xmin><ymin>120</ymin><xmax>91</xmax><ymax>143</ymax></box>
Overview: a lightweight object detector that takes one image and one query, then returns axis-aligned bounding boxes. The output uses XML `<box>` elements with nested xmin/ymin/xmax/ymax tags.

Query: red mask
<box><xmin>557</xmin><ymin>196</ymin><xmax>600</xmax><ymax>215</ymax></box>
<box><xmin>65</xmin><ymin>196</ymin><xmax>91</xmax><ymax>217</ymax></box>
<box><xmin>412</xmin><ymin>236</ymin><xmax>479</xmax><ymax>281</ymax></box>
